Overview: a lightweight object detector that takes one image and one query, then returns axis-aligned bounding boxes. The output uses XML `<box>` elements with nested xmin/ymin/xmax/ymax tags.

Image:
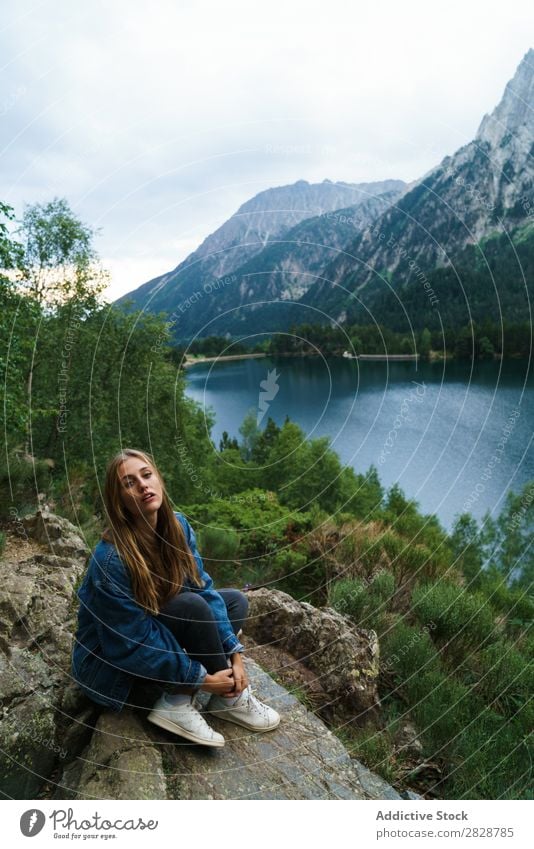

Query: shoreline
<box><xmin>182</xmin><ymin>350</ymin><xmax>509</xmax><ymax>368</ymax></box>
<box><xmin>182</xmin><ymin>352</ymin><xmax>268</xmax><ymax>368</ymax></box>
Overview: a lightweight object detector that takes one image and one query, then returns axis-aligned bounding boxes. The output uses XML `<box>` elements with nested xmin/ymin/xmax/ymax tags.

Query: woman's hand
<box><xmin>225</xmin><ymin>653</ymin><xmax>248</xmax><ymax>698</ymax></box>
<box><xmin>199</xmin><ymin>668</ymin><xmax>235</xmax><ymax>695</ymax></box>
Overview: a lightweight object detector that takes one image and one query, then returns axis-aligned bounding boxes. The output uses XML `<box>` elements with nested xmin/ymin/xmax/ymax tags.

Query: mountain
<box><xmin>299</xmin><ymin>48</ymin><xmax>534</xmax><ymax>328</ymax></box>
<box><xmin>116</xmin><ymin>49</ymin><xmax>533</xmax><ymax>340</ymax></box>
<box><xmin>116</xmin><ymin>178</ymin><xmax>405</xmax><ymax>323</ymax></box>
<box><xmin>116</xmin><ymin>180</ymin><xmax>406</xmax><ymax>338</ymax></box>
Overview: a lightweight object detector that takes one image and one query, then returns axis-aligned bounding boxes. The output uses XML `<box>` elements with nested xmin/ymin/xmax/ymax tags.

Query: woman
<box><xmin>71</xmin><ymin>447</ymin><xmax>280</xmax><ymax>748</ymax></box>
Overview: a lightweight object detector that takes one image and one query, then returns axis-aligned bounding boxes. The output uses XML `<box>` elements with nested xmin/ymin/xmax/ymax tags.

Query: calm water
<box><xmin>185</xmin><ymin>356</ymin><xmax>534</xmax><ymax>532</ymax></box>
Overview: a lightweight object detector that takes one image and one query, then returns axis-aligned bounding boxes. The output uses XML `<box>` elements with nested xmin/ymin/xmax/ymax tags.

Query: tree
<box><xmin>238</xmin><ymin>409</ymin><xmax>262</xmax><ymax>461</ymax></box>
<box><xmin>219</xmin><ymin>431</ymin><xmax>239</xmax><ymax>452</ymax></box>
<box><xmin>0</xmin><ymin>203</ymin><xmax>39</xmax><ymax>451</ymax></box>
<box><xmin>17</xmin><ymin>197</ymin><xmax>108</xmax><ymax>309</ymax></box>
<box><xmin>14</xmin><ymin>198</ymin><xmax>109</xmax><ymax>454</ymax></box>
<box><xmin>478</xmin><ymin>336</ymin><xmax>495</xmax><ymax>359</ymax></box>
<box><xmin>419</xmin><ymin>327</ymin><xmax>432</xmax><ymax>360</ymax></box>
<box><xmin>449</xmin><ymin>512</ymin><xmax>484</xmax><ymax>581</ymax></box>
<box><xmin>251</xmin><ymin>416</ymin><xmax>281</xmax><ymax>464</ymax></box>
<box><xmin>0</xmin><ymin>202</ymin><xmax>23</xmax><ymax>274</ymax></box>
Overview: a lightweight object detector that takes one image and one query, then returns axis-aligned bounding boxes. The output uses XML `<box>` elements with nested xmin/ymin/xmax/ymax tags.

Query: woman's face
<box><xmin>118</xmin><ymin>456</ymin><xmax>163</xmax><ymax>523</ymax></box>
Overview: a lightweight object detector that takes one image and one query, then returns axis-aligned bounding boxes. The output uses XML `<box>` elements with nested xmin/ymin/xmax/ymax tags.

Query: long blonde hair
<box><xmin>101</xmin><ymin>447</ymin><xmax>202</xmax><ymax>614</ymax></box>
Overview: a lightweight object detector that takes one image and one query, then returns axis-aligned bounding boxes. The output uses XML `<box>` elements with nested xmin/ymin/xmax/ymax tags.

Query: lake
<box><xmin>184</xmin><ymin>356</ymin><xmax>534</xmax><ymax>532</ymax></box>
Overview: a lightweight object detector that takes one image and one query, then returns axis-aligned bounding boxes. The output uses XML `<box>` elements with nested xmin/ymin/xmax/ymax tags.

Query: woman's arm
<box><xmin>92</xmin><ymin>549</ymin><xmax>207</xmax><ymax>687</ymax></box>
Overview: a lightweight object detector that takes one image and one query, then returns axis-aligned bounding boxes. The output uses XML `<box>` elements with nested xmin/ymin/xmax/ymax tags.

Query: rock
<box><xmin>243</xmin><ymin>587</ymin><xmax>380</xmax><ymax>723</ymax></box>
<box><xmin>67</xmin><ymin>711</ymin><xmax>167</xmax><ymax>800</ymax></box>
<box><xmin>20</xmin><ymin>509</ymin><xmax>88</xmax><ymax>558</ymax></box>
<box><xmin>0</xmin><ymin>511</ymin><xmax>88</xmax><ymax>798</ymax></box>
<box><xmin>402</xmin><ymin>789</ymin><xmax>425</xmax><ymax>800</ymax></box>
<box><xmin>393</xmin><ymin>720</ymin><xmax>424</xmax><ymax>759</ymax></box>
<box><xmin>63</xmin><ymin>658</ymin><xmax>381</xmax><ymax>800</ymax></box>
<box><xmin>352</xmin><ymin>761</ymin><xmax>403</xmax><ymax>800</ymax></box>
<box><xmin>0</xmin><ymin>689</ymin><xmax>57</xmax><ymax>798</ymax></box>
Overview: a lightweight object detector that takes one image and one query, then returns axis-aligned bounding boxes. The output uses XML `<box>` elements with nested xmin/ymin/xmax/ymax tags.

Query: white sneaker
<box><xmin>147</xmin><ymin>693</ymin><xmax>225</xmax><ymax>747</ymax></box>
<box><xmin>206</xmin><ymin>686</ymin><xmax>280</xmax><ymax>732</ymax></box>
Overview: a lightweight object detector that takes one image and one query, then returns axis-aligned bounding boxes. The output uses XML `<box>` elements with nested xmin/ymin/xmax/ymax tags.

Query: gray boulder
<box><xmin>244</xmin><ymin>587</ymin><xmax>380</xmax><ymax>724</ymax></box>
<box><xmin>0</xmin><ymin>511</ymin><xmax>93</xmax><ymax>798</ymax></box>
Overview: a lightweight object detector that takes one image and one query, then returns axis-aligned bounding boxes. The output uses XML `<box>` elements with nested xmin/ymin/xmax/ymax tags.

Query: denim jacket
<box><xmin>71</xmin><ymin>511</ymin><xmax>244</xmax><ymax>712</ymax></box>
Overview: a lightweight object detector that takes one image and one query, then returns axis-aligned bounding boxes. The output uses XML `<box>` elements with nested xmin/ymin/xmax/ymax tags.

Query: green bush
<box><xmin>329</xmin><ymin>570</ymin><xmax>395</xmax><ymax>630</ymax></box>
<box><xmin>329</xmin><ymin>577</ymin><xmax>367</xmax><ymax>619</ymax></box>
<box><xmin>342</xmin><ymin>725</ymin><xmax>401</xmax><ymax>786</ymax></box>
<box><xmin>411</xmin><ymin>580</ymin><xmax>497</xmax><ymax>653</ymax></box>
<box><xmin>184</xmin><ymin>489</ymin><xmax>306</xmax><ymax>557</ymax></box>
<box><xmin>448</xmin><ymin>708</ymin><xmax>532</xmax><ymax>800</ymax></box>
<box><xmin>0</xmin><ymin>450</ymin><xmax>50</xmax><ymax>520</ymax></box>
<box><xmin>196</xmin><ymin>525</ymin><xmax>242</xmax><ymax>586</ymax></box>
<box><xmin>272</xmin><ymin>548</ymin><xmax>325</xmax><ymax>605</ymax></box>
<box><xmin>475</xmin><ymin>641</ymin><xmax>534</xmax><ymax>716</ymax></box>
<box><xmin>481</xmin><ymin>575</ymin><xmax>534</xmax><ymax>633</ymax></box>
<box><xmin>380</xmin><ymin>620</ymin><xmax>441</xmax><ymax>688</ymax></box>
<box><xmin>198</xmin><ymin>524</ymin><xmax>240</xmax><ymax>562</ymax></box>
<box><xmin>409</xmin><ymin>670</ymin><xmax>474</xmax><ymax>751</ymax></box>
<box><xmin>0</xmin><ymin>531</ymin><xmax>5</xmax><ymax>556</ymax></box>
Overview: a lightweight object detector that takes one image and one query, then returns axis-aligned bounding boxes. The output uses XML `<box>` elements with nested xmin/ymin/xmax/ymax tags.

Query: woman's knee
<box><xmin>159</xmin><ymin>591</ymin><xmax>214</xmax><ymax>621</ymax></box>
<box><xmin>219</xmin><ymin>587</ymin><xmax>249</xmax><ymax>618</ymax></box>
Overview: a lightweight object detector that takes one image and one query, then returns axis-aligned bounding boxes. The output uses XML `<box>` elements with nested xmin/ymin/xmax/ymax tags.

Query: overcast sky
<box><xmin>1</xmin><ymin>0</ymin><xmax>532</xmax><ymax>301</ymax></box>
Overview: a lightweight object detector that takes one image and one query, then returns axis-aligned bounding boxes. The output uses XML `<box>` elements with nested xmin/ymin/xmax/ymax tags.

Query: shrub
<box><xmin>0</xmin><ymin>450</ymin><xmax>50</xmax><ymax>520</ymax></box>
<box><xmin>380</xmin><ymin>620</ymin><xmax>441</xmax><ymax>689</ymax></box>
<box><xmin>411</xmin><ymin>580</ymin><xmax>497</xmax><ymax>654</ymax></box>
<box><xmin>447</xmin><ymin>708</ymin><xmax>532</xmax><ymax>800</ymax></box>
<box><xmin>329</xmin><ymin>571</ymin><xmax>395</xmax><ymax>629</ymax></box>
<box><xmin>409</xmin><ymin>670</ymin><xmax>474</xmax><ymax>752</ymax></box>
<box><xmin>272</xmin><ymin>548</ymin><xmax>325</xmax><ymax>605</ymax></box>
<box><xmin>475</xmin><ymin>641</ymin><xmax>534</xmax><ymax>716</ymax></box>
<box><xmin>184</xmin><ymin>490</ymin><xmax>310</xmax><ymax>557</ymax></box>
<box><xmin>342</xmin><ymin>725</ymin><xmax>401</xmax><ymax>786</ymax></box>
<box><xmin>330</xmin><ymin>577</ymin><xmax>366</xmax><ymax>618</ymax></box>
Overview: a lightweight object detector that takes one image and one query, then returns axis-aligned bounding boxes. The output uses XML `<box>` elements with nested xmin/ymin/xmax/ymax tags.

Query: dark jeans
<box><xmin>156</xmin><ymin>587</ymin><xmax>248</xmax><ymax>692</ymax></box>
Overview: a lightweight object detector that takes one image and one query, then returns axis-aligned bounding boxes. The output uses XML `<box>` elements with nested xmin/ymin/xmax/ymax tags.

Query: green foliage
<box><xmin>338</xmin><ymin>464</ymin><xmax>384</xmax><ymax>520</ymax></box>
<box><xmin>449</xmin><ymin>512</ymin><xmax>485</xmax><ymax>581</ymax></box>
<box><xmin>447</xmin><ymin>707</ymin><xmax>532</xmax><ymax>800</ymax></box>
<box><xmin>183</xmin><ymin>489</ymin><xmax>303</xmax><ymax>557</ymax></box>
<box><xmin>474</xmin><ymin>640</ymin><xmax>534</xmax><ymax>716</ymax></box>
<box><xmin>478</xmin><ymin>482</ymin><xmax>534</xmax><ymax>590</ymax></box>
<box><xmin>0</xmin><ymin>531</ymin><xmax>5</xmax><ymax>556</ymax></box>
<box><xmin>475</xmin><ymin>566</ymin><xmax>534</xmax><ymax>637</ymax></box>
<box><xmin>238</xmin><ymin>409</ymin><xmax>262</xmax><ymax>461</ymax></box>
<box><xmin>380</xmin><ymin>620</ymin><xmax>441</xmax><ymax>685</ymax></box>
<box><xmin>16</xmin><ymin>197</ymin><xmax>108</xmax><ymax>308</ymax></box>
<box><xmin>340</xmin><ymin>724</ymin><xmax>403</xmax><ymax>787</ymax></box>
<box><xmin>411</xmin><ymin>580</ymin><xmax>497</xmax><ymax>656</ymax></box>
<box><xmin>269</xmin><ymin>547</ymin><xmax>323</xmax><ymax>603</ymax></box>
<box><xmin>194</xmin><ymin>524</ymin><xmax>244</xmax><ymax>588</ymax></box>
<box><xmin>0</xmin><ymin>450</ymin><xmax>51</xmax><ymax>520</ymax></box>
<box><xmin>0</xmin><ymin>202</ymin><xmax>23</xmax><ymax>273</ymax></box>
<box><xmin>329</xmin><ymin>571</ymin><xmax>395</xmax><ymax>628</ymax></box>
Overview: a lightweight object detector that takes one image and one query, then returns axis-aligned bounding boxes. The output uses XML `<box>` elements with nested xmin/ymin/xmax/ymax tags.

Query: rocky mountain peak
<box><xmin>476</xmin><ymin>48</ymin><xmax>534</xmax><ymax>147</ymax></box>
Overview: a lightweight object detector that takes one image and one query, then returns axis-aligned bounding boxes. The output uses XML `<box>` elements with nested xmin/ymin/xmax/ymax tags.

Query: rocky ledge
<box><xmin>0</xmin><ymin>510</ymin><xmax>422</xmax><ymax>800</ymax></box>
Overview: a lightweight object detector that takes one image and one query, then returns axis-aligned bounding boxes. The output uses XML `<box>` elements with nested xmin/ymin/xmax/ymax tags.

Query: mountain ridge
<box><xmin>116</xmin><ymin>49</ymin><xmax>534</xmax><ymax>341</ymax></box>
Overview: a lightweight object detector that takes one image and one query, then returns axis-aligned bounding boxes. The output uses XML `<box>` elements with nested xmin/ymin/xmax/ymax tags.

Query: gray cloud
<box><xmin>0</xmin><ymin>0</ymin><xmax>531</xmax><ymax>299</ymax></box>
